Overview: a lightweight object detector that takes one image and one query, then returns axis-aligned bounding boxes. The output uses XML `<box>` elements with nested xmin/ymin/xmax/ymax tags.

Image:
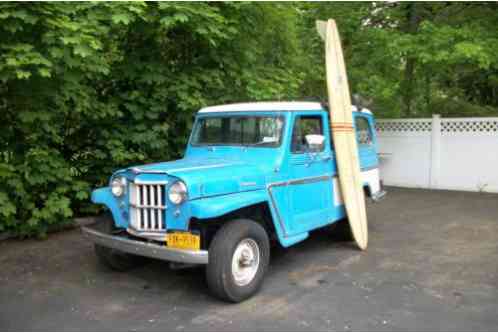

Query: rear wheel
<box><xmin>330</xmin><ymin>218</ymin><xmax>354</xmax><ymax>241</ymax></box>
<box><xmin>206</xmin><ymin>219</ymin><xmax>270</xmax><ymax>303</ymax></box>
<box><xmin>331</xmin><ymin>192</ymin><xmax>369</xmax><ymax>242</ymax></box>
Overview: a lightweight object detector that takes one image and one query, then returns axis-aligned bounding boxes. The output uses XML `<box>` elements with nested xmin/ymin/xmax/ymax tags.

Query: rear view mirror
<box><xmin>305</xmin><ymin>134</ymin><xmax>325</xmax><ymax>152</ymax></box>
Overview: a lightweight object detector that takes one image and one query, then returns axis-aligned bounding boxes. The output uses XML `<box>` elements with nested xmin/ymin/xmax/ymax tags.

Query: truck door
<box><xmin>287</xmin><ymin>113</ymin><xmax>334</xmax><ymax>234</ymax></box>
<box><xmin>354</xmin><ymin>113</ymin><xmax>378</xmax><ymax>170</ymax></box>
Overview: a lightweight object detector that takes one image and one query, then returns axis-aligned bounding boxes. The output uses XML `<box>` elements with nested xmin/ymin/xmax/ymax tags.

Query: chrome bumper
<box><xmin>82</xmin><ymin>223</ymin><xmax>208</xmax><ymax>265</ymax></box>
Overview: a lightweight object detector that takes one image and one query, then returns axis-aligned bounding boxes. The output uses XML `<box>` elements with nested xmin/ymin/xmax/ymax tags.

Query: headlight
<box><xmin>111</xmin><ymin>176</ymin><xmax>126</xmax><ymax>197</ymax></box>
<box><xmin>168</xmin><ymin>181</ymin><xmax>187</xmax><ymax>204</ymax></box>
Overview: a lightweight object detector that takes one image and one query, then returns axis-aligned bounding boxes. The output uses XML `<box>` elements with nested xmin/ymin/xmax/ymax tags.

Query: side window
<box><xmin>291</xmin><ymin>115</ymin><xmax>324</xmax><ymax>153</ymax></box>
<box><xmin>355</xmin><ymin>116</ymin><xmax>373</xmax><ymax>146</ymax></box>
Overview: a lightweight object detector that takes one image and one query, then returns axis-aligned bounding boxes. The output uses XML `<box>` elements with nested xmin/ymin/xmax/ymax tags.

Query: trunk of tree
<box><xmin>425</xmin><ymin>71</ymin><xmax>431</xmax><ymax>113</ymax></box>
<box><xmin>401</xmin><ymin>3</ymin><xmax>420</xmax><ymax>117</ymax></box>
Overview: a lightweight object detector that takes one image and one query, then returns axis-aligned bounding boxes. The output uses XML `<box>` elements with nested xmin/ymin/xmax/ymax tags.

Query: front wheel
<box><xmin>206</xmin><ymin>219</ymin><xmax>270</xmax><ymax>303</ymax></box>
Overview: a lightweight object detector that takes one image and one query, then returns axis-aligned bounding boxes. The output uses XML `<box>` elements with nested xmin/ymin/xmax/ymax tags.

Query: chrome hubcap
<box><xmin>231</xmin><ymin>238</ymin><xmax>260</xmax><ymax>286</ymax></box>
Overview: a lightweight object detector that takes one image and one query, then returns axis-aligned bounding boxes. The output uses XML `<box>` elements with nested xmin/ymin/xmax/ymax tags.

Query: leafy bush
<box><xmin>0</xmin><ymin>3</ymin><xmax>303</xmax><ymax>237</ymax></box>
<box><xmin>1</xmin><ymin>3</ymin><xmax>497</xmax><ymax>237</ymax></box>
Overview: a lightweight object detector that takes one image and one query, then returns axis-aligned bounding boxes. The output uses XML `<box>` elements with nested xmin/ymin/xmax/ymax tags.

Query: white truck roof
<box><xmin>198</xmin><ymin>101</ymin><xmax>372</xmax><ymax>114</ymax></box>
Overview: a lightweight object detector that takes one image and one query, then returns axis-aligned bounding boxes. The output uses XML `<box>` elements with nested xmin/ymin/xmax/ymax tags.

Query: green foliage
<box><xmin>1</xmin><ymin>2</ymin><xmax>497</xmax><ymax>237</ymax></box>
<box><xmin>0</xmin><ymin>2</ymin><xmax>303</xmax><ymax>237</ymax></box>
<box><xmin>296</xmin><ymin>2</ymin><xmax>498</xmax><ymax>118</ymax></box>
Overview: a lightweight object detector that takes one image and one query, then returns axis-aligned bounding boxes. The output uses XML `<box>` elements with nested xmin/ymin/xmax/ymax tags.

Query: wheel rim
<box><xmin>231</xmin><ymin>238</ymin><xmax>260</xmax><ymax>286</ymax></box>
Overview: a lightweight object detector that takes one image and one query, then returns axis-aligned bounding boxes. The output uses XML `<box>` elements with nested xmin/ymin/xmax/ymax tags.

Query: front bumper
<box><xmin>82</xmin><ymin>222</ymin><xmax>208</xmax><ymax>265</ymax></box>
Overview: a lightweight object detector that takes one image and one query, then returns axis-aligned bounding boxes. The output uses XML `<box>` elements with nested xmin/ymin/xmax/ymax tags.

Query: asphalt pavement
<box><xmin>1</xmin><ymin>187</ymin><xmax>497</xmax><ymax>331</ymax></box>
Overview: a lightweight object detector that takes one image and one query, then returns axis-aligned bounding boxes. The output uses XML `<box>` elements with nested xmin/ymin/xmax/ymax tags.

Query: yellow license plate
<box><xmin>166</xmin><ymin>232</ymin><xmax>200</xmax><ymax>251</ymax></box>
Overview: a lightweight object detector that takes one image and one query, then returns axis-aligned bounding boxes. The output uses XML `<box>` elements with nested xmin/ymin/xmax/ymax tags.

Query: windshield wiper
<box><xmin>245</xmin><ymin>141</ymin><xmax>277</xmax><ymax>147</ymax></box>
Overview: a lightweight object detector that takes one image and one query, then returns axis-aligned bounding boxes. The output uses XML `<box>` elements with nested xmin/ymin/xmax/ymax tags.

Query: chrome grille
<box><xmin>129</xmin><ymin>182</ymin><xmax>166</xmax><ymax>232</ymax></box>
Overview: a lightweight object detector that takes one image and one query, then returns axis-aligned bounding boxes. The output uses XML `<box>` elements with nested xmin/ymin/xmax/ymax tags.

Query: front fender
<box><xmin>91</xmin><ymin>187</ymin><xmax>127</xmax><ymax>228</ymax></box>
<box><xmin>189</xmin><ymin>190</ymin><xmax>306</xmax><ymax>248</ymax></box>
<box><xmin>189</xmin><ymin>190</ymin><xmax>268</xmax><ymax>219</ymax></box>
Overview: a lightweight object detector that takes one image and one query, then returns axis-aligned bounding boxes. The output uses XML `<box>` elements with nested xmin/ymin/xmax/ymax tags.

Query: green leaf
<box><xmin>38</xmin><ymin>68</ymin><xmax>51</xmax><ymax>78</ymax></box>
<box><xmin>73</xmin><ymin>44</ymin><xmax>92</xmax><ymax>58</ymax></box>
<box><xmin>75</xmin><ymin>191</ymin><xmax>89</xmax><ymax>200</ymax></box>
<box><xmin>112</xmin><ymin>13</ymin><xmax>132</xmax><ymax>25</ymax></box>
<box><xmin>15</xmin><ymin>70</ymin><xmax>31</xmax><ymax>79</ymax></box>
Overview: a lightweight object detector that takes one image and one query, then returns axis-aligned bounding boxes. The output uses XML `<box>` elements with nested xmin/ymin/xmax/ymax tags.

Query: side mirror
<box><xmin>305</xmin><ymin>134</ymin><xmax>325</xmax><ymax>152</ymax></box>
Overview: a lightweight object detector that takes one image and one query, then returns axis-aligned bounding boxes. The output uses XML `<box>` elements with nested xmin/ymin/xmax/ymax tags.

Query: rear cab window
<box><xmin>354</xmin><ymin>115</ymin><xmax>374</xmax><ymax>146</ymax></box>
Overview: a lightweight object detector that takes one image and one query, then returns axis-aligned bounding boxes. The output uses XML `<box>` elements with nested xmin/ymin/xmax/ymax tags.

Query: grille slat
<box><xmin>129</xmin><ymin>182</ymin><xmax>166</xmax><ymax>232</ymax></box>
<box><xmin>143</xmin><ymin>185</ymin><xmax>149</xmax><ymax>228</ymax></box>
<box><xmin>150</xmin><ymin>185</ymin><xmax>156</xmax><ymax>229</ymax></box>
<box><xmin>157</xmin><ymin>185</ymin><xmax>163</xmax><ymax>229</ymax></box>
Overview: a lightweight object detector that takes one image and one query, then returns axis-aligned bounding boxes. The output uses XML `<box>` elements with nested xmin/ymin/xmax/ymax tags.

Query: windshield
<box><xmin>191</xmin><ymin>115</ymin><xmax>284</xmax><ymax>147</ymax></box>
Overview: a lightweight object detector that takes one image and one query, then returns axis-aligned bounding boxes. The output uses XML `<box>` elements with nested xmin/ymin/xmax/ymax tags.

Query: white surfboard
<box><xmin>316</xmin><ymin>19</ymin><xmax>368</xmax><ymax>250</ymax></box>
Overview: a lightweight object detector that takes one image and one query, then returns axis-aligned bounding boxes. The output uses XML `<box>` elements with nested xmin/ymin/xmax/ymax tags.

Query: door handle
<box><xmin>304</xmin><ymin>154</ymin><xmax>331</xmax><ymax>166</ymax></box>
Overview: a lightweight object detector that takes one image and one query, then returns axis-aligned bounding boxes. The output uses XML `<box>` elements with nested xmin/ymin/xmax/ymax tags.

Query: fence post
<box><xmin>429</xmin><ymin>114</ymin><xmax>441</xmax><ymax>189</ymax></box>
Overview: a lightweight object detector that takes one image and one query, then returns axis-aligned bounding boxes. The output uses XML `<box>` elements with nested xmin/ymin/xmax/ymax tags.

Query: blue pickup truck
<box><xmin>83</xmin><ymin>101</ymin><xmax>385</xmax><ymax>302</ymax></box>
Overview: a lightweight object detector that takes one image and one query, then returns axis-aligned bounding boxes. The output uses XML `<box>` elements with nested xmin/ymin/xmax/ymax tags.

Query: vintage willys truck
<box><xmin>83</xmin><ymin>101</ymin><xmax>385</xmax><ymax>302</ymax></box>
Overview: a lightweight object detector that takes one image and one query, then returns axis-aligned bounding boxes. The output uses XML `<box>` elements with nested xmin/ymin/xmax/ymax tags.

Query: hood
<box><xmin>125</xmin><ymin>157</ymin><xmax>268</xmax><ymax>200</ymax></box>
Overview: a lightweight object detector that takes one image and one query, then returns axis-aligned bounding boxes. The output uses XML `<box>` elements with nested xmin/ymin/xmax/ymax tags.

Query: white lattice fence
<box><xmin>376</xmin><ymin>119</ymin><xmax>432</xmax><ymax>133</ymax></box>
<box><xmin>376</xmin><ymin>115</ymin><xmax>498</xmax><ymax>193</ymax></box>
<box><xmin>441</xmin><ymin>118</ymin><xmax>498</xmax><ymax>133</ymax></box>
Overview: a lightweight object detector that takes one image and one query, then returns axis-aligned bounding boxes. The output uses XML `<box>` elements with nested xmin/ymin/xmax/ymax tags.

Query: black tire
<box><xmin>331</xmin><ymin>192</ymin><xmax>370</xmax><ymax>242</ymax></box>
<box><xmin>206</xmin><ymin>219</ymin><xmax>270</xmax><ymax>303</ymax></box>
<box><xmin>330</xmin><ymin>218</ymin><xmax>354</xmax><ymax>241</ymax></box>
<box><xmin>94</xmin><ymin>244</ymin><xmax>144</xmax><ymax>272</ymax></box>
<box><xmin>93</xmin><ymin>214</ymin><xmax>144</xmax><ymax>271</ymax></box>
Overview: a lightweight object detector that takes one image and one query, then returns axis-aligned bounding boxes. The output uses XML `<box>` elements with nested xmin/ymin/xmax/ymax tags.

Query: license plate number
<box><xmin>166</xmin><ymin>232</ymin><xmax>200</xmax><ymax>251</ymax></box>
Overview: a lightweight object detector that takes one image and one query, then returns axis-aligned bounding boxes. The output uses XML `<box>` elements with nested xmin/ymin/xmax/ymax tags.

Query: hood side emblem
<box><xmin>131</xmin><ymin>167</ymin><xmax>142</xmax><ymax>174</ymax></box>
<box><xmin>129</xmin><ymin>167</ymin><xmax>168</xmax><ymax>175</ymax></box>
